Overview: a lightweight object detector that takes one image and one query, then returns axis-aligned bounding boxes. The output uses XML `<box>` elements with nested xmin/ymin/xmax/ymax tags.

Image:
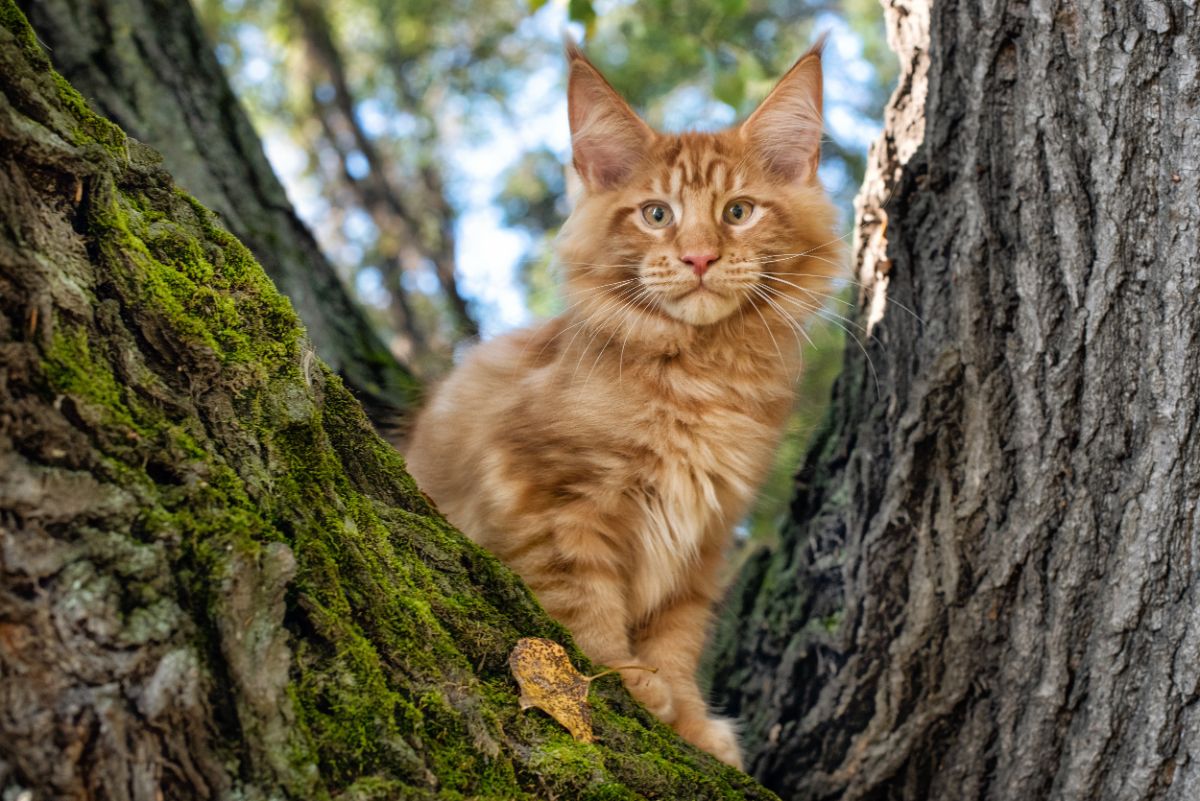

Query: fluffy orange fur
<box><xmin>405</xmin><ymin>40</ymin><xmax>841</xmax><ymax>768</ymax></box>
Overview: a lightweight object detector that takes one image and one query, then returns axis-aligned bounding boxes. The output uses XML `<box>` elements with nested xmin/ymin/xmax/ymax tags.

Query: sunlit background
<box><xmin>197</xmin><ymin>0</ymin><xmax>896</xmax><ymax>545</ymax></box>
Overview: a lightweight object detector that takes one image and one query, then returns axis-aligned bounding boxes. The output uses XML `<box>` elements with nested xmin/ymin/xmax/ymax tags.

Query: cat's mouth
<box><xmin>673</xmin><ymin>280</ymin><xmax>728</xmax><ymax>300</ymax></box>
<box><xmin>655</xmin><ymin>281</ymin><xmax>744</xmax><ymax>326</ymax></box>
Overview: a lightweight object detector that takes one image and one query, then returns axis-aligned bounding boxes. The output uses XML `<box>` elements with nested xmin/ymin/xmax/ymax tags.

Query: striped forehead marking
<box><xmin>656</xmin><ymin>138</ymin><xmax>738</xmax><ymax>195</ymax></box>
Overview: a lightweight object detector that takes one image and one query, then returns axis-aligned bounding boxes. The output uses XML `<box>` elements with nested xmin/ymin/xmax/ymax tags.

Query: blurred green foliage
<box><xmin>199</xmin><ymin>0</ymin><xmax>895</xmax><ymax>546</ymax></box>
<box><xmin>199</xmin><ymin>0</ymin><xmax>550</xmax><ymax>375</ymax></box>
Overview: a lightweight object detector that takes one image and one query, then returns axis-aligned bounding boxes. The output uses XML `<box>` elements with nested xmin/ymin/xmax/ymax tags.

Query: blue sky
<box><xmin>244</xmin><ymin>1</ymin><xmax>884</xmax><ymax>339</ymax></box>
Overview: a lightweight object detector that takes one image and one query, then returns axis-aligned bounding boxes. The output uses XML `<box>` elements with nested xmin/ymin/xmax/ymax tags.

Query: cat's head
<box><xmin>556</xmin><ymin>40</ymin><xmax>841</xmax><ymax>341</ymax></box>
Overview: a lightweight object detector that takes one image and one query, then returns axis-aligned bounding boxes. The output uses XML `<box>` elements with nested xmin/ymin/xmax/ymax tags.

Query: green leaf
<box><xmin>568</xmin><ymin>0</ymin><xmax>597</xmax><ymax>36</ymax></box>
<box><xmin>713</xmin><ymin>69</ymin><xmax>746</xmax><ymax>109</ymax></box>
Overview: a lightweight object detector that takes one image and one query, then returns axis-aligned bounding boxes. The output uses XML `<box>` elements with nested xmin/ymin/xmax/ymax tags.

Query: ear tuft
<box><xmin>566</xmin><ymin>44</ymin><xmax>653</xmax><ymax>191</ymax></box>
<box><xmin>740</xmin><ymin>36</ymin><xmax>826</xmax><ymax>183</ymax></box>
<box><xmin>563</xmin><ymin>33</ymin><xmax>585</xmax><ymax>63</ymax></box>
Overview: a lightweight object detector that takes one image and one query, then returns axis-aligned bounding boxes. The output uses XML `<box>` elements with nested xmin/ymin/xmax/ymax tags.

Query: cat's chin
<box><xmin>658</xmin><ymin>289</ymin><xmax>743</xmax><ymax>326</ymax></box>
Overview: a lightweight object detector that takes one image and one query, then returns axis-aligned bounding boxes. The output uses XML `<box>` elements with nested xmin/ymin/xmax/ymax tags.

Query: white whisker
<box><xmin>554</xmin><ymin>292</ymin><xmax>629</xmax><ymax>372</ymax></box>
<box><xmin>618</xmin><ymin>287</ymin><xmax>655</xmax><ymax>384</ymax></box>
<box><xmin>759</xmin><ymin>270</ymin><xmax>925</xmax><ymax>325</ymax></box>
<box><xmin>750</xmin><ymin>286</ymin><xmax>813</xmax><ymax>371</ymax></box>
<box><xmin>759</xmin><ymin>283</ymin><xmax>880</xmax><ymax>396</ymax></box>
<box><xmin>759</xmin><ymin>276</ymin><xmax>871</xmax><ymax>334</ymax></box>
<box><xmin>758</xmin><ymin>273</ymin><xmax>855</xmax><ymax>309</ymax></box>
<box><xmin>584</xmin><ymin>288</ymin><xmax>650</xmax><ymax>388</ymax></box>
<box><xmin>746</xmin><ymin>290</ymin><xmax>785</xmax><ymax>371</ymax></box>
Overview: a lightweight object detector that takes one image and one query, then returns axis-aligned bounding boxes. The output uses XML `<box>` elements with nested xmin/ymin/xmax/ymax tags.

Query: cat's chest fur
<box><xmin>593</xmin><ymin>358</ymin><xmax>791</xmax><ymax>616</ymax></box>
<box><xmin>406</xmin><ymin>324</ymin><xmax>797</xmax><ymax>622</ymax></box>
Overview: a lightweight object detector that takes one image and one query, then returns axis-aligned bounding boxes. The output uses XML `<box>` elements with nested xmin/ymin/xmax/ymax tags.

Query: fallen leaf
<box><xmin>508</xmin><ymin>637</ymin><xmax>655</xmax><ymax>743</ymax></box>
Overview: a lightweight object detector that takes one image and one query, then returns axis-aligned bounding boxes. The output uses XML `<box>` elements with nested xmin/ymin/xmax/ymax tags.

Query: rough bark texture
<box><xmin>710</xmin><ymin>0</ymin><xmax>1200</xmax><ymax>799</ymax></box>
<box><xmin>0</xmin><ymin>7</ymin><xmax>777</xmax><ymax>799</ymax></box>
<box><xmin>17</xmin><ymin>0</ymin><xmax>419</xmax><ymax>419</ymax></box>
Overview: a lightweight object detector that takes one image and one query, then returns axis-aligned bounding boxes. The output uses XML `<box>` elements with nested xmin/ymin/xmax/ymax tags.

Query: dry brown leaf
<box><xmin>508</xmin><ymin>637</ymin><xmax>654</xmax><ymax>743</ymax></box>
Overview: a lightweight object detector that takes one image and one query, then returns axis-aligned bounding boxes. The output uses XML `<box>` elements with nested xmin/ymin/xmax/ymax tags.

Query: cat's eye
<box><xmin>641</xmin><ymin>203</ymin><xmax>674</xmax><ymax>228</ymax></box>
<box><xmin>723</xmin><ymin>199</ymin><xmax>755</xmax><ymax>225</ymax></box>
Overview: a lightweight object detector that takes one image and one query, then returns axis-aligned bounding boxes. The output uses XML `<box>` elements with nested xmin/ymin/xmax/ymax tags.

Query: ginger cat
<box><xmin>405</xmin><ymin>40</ymin><xmax>840</xmax><ymax>768</ymax></box>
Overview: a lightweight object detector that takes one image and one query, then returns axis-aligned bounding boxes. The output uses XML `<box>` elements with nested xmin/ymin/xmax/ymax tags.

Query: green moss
<box><xmin>44</xmin><ymin>327</ymin><xmax>129</xmax><ymax>420</ymax></box>
<box><xmin>9</xmin><ymin>3</ymin><xmax>781</xmax><ymax>795</ymax></box>
<box><xmin>84</xmin><ymin>185</ymin><xmax>300</xmax><ymax>372</ymax></box>
<box><xmin>0</xmin><ymin>3</ymin><xmax>125</xmax><ymax>156</ymax></box>
<box><xmin>0</xmin><ymin>0</ymin><xmax>37</xmax><ymax>51</ymax></box>
<box><xmin>819</xmin><ymin>610</ymin><xmax>844</xmax><ymax>633</ymax></box>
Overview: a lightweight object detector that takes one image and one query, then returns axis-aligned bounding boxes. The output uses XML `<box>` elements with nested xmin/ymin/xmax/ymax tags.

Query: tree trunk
<box><xmin>17</xmin><ymin>0</ymin><xmax>419</xmax><ymax>420</ymax></box>
<box><xmin>710</xmin><ymin>0</ymin><xmax>1200</xmax><ymax>799</ymax></box>
<box><xmin>0</xmin><ymin>7</ymin><xmax>777</xmax><ymax>799</ymax></box>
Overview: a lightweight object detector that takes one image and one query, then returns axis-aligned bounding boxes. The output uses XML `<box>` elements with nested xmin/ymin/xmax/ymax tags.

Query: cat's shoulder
<box><xmin>454</xmin><ymin>316</ymin><xmax>571</xmax><ymax>378</ymax></box>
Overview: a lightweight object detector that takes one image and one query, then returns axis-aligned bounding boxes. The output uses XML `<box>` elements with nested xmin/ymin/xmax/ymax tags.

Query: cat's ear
<box><xmin>566</xmin><ymin>40</ymin><xmax>654</xmax><ymax>190</ymax></box>
<box><xmin>740</xmin><ymin>36</ymin><xmax>826</xmax><ymax>183</ymax></box>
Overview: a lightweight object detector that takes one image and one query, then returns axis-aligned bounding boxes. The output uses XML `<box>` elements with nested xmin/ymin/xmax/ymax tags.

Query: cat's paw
<box><xmin>620</xmin><ymin>667</ymin><xmax>676</xmax><ymax>723</ymax></box>
<box><xmin>676</xmin><ymin>716</ymin><xmax>744</xmax><ymax>770</ymax></box>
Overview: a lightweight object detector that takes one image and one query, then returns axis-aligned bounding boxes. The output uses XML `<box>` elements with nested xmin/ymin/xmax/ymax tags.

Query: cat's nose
<box><xmin>681</xmin><ymin>252</ymin><xmax>719</xmax><ymax>277</ymax></box>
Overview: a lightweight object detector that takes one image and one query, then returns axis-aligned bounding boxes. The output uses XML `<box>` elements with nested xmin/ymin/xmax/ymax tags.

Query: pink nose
<box><xmin>682</xmin><ymin>252</ymin><xmax>719</xmax><ymax>277</ymax></box>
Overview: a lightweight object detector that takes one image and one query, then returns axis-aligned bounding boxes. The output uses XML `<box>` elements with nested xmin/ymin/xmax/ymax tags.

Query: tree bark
<box><xmin>0</xmin><ymin>7</ymin><xmax>778</xmax><ymax>799</ymax></box>
<box><xmin>17</xmin><ymin>0</ymin><xmax>420</xmax><ymax>420</ymax></box>
<box><xmin>710</xmin><ymin>0</ymin><xmax>1200</xmax><ymax>799</ymax></box>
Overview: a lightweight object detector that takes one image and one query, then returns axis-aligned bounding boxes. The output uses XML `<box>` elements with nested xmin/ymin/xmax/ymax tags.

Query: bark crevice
<box><xmin>711</xmin><ymin>0</ymin><xmax>1200</xmax><ymax>799</ymax></box>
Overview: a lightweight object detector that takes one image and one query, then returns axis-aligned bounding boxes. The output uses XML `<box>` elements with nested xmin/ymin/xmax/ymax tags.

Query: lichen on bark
<box><xmin>0</xmin><ymin>5</ymin><xmax>777</xmax><ymax>798</ymax></box>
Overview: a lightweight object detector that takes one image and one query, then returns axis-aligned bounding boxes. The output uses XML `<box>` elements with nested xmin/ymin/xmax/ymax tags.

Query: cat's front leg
<box><xmin>524</xmin><ymin>545</ymin><xmax>676</xmax><ymax>723</ymax></box>
<box><xmin>633</xmin><ymin>578</ymin><xmax>743</xmax><ymax>768</ymax></box>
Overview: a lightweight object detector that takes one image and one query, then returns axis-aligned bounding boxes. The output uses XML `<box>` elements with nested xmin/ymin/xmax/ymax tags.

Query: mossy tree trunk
<box><xmin>0</xmin><ymin>7</ymin><xmax>777</xmax><ymax>799</ymax></box>
<box><xmin>17</xmin><ymin>0</ymin><xmax>419</xmax><ymax>421</ymax></box>
<box><xmin>709</xmin><ymin>0</ymin><xmax>1200</xmax><ymax>799</ymax></box>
